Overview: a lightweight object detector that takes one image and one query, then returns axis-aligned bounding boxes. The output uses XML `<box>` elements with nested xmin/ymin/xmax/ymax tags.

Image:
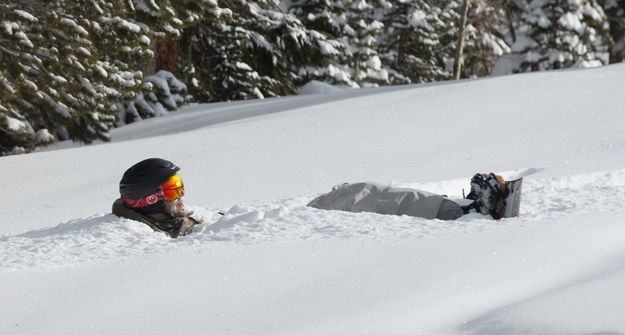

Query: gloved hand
<box><xmin>178</xmin><ymin>216</ymin><xmax>203</xmax><ymax>236</ymax></box>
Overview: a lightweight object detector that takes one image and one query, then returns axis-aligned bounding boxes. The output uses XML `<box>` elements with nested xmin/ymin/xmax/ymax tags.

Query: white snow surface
<box><xmin>3</xmin><ymin>64</ymin><xmax>625</xmax><ymax>334</ymax></box>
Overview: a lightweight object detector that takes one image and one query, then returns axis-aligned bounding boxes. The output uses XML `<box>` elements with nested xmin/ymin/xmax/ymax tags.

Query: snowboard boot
<box><xmin>466</xmin><ymin>173</ymin><xmax>486</xmax><ymax>200</ymax></box>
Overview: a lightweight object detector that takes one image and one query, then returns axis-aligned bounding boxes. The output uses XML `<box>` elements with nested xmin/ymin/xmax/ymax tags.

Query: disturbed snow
<box><xmin>3</xmin><ymin>64</ymin><xmax>625</xmax><ymax>334</ymax></box>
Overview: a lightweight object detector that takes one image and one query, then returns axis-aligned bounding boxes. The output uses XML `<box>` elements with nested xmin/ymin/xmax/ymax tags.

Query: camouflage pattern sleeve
<box><xmin>112</xmin><ymin>199</ymin><xmax>185</xmax><ymax>237</ymax></box>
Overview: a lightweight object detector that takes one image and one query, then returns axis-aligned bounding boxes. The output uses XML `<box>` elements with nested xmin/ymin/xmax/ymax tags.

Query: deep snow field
<box><xmin>2</xmin><ymin>64</ymin><xmax>625</xmax><ymax>334</ymax></box>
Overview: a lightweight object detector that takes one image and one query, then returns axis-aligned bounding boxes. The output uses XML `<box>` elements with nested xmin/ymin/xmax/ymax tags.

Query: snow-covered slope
<box><xmin>2</xmin><ymin>64</ymin><xmax>625</xmax><ymax>334</ymax></box>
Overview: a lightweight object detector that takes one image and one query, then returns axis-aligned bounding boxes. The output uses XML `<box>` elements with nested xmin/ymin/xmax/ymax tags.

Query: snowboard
<box><xmin>501</xmin><ymin>178</ymin><xmax>523</xmax><ymax>218</ymax></box>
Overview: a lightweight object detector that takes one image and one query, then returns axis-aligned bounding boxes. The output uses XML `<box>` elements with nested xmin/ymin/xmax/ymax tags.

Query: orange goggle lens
<box><xmin>161</xmin><ymin>174</ymin><xmax>184</xmax><ymax>201</ymax></box>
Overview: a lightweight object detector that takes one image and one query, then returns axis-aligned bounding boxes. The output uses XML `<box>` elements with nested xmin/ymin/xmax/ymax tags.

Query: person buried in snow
<box><xmin>112</xmin><ymin>158</ymin><xmax>202</xmax><ymax>238</ymax></box>
<box><xmin>308</xmin><ymin>173</ymin><xmax>521</xmax><ymax>220</ymax></box>
<box><xmin>112</xmin><ymin>160</ymin><xmax>518</xmax><ymax>237</ymax></box>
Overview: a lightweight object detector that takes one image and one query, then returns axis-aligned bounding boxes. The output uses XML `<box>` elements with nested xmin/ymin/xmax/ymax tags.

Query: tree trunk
<box><xmin>156</xmin><ymin>39</ymin><xmax>178</xmax><ymax>74</ymax></box>
<box><xmin>143</xmin><ymin>39</ymin><xmax>179</xmax><ymax>76</ymax></box>
<box><xmin>505</xmin><ymin>5</ymin><xmax>517</xmax><ymax>43</ymax></box>
<box><xmin>454</xmin><ymin>0</ymin><xmax>471</xmax><ymax>80</ymax></box>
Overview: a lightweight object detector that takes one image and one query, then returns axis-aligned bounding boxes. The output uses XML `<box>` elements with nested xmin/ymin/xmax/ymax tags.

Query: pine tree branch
<box><xmin>0</xmin><ymin>42</ymin><xmax>62</xmax><ymax>77</ymax></box>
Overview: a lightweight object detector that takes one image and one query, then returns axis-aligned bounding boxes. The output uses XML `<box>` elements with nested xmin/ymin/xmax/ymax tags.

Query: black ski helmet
<box><xmin>120</xmin><ymin>158</ymin><xmax>180</xmax><ymax>199</ymax></box>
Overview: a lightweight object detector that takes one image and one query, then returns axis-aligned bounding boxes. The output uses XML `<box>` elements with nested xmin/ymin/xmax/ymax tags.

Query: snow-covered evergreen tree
<box><xmin>379</xmin><ymin>0</ymin><xmax>449</xmax><ymax>84</ymax></box>
<box><xmin>288</xmin><ymin>0</ymin><xmax>357</xmax><ymax>87</ymax></box>
<box><xmin>345</xmin><ymin>0</ymin><xmax>389</xmax><ymax>86</ymax></box>
<box><xmin>510</xmin><ymin>0</ymin><xmax>611</xmax><ymax>72</ymax></box>
<box><xmin>181</xmin><ymin>0</ymin><xmax>331</xmax><ymax>102</ymax></box>
<box><xmin>180</xmin><ymin>0</ymin><xmax>272</xmax><ymax>101</ymax></box>
<box><xmin>118</xmin><ymin>0</ymin><xmax>222</xmax><ymax>120</ymax></box>
<box><xmin>241</xmin><ymin>0</ymin><xmax>318</xmax><ymax>96</ymax></box>
<box><xmin>0</xmin><ymin>1</ymin><xmax>156</xmax><ymax>154</ymax></box>
<box><xmin>119</xmin><ymin>70</ymin><xmax>187</xmax><ymax>124</ymax></box>
<box><xmin>498</xmin><ymin>0</ymin><xmax>529</xmax><ymax>45</ymax></box>
<box><xmin>462</xmin><ymin>0</ymin><xmax>511</xmax><ymax>76</ymax></box>
<box><xmin>265</xmin><ymin>6</ymin><xmax>338</xmax><ymax>89</ymax></box>
<box><xmin>435</xmin><ymin>0</ymin><xmax>510</xmax><ymax>78</ymax></box>
<box><xmin>131</xmin><ymin>0</ymin><xmax>219</xmax><ymax>37</ymax></box>
<box><xmin>0</xmin><ymin>0</ymin><xmax>222</xmax><ymax>153</ymax></box>
<box><xmin>602</xmin><ymin>0</ymin><xmax>625</xmax><ymax>63</ymax></box>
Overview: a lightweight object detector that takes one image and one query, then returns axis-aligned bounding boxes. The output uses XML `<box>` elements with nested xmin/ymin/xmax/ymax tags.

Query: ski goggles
<box><xmin>161</xmin><ymin>174</ymin><xmax>185</xmax><ymax>201</ymax></box>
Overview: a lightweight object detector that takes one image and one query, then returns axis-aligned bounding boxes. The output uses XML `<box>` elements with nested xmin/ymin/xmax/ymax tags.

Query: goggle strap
<box><xmin>121</xmin><ymin>190</ymin><xmax>165</xmax><ymax>208</ymax></box>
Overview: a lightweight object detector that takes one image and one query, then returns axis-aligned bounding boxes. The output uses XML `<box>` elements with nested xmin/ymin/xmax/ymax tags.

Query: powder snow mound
<box><xmin>0</xmin><ymin>199</ymin><xmax>500</xmax><ymax>272</ymax></box>
<box><xmin>4</xmin><ymin>169</ymin><xmax>625</xmax><ymax>272</ymax></box>
<box><xmin>3</xmin><ymin>64</ymin><xmax>625</xmax><ymax>335</ymax></box>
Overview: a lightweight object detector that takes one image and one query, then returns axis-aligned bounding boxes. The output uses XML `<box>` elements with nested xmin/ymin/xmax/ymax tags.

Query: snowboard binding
<box><xmin>464</xmin><ymin>173</ymin><xmax>509</xmax><ymax>219</ymax></box>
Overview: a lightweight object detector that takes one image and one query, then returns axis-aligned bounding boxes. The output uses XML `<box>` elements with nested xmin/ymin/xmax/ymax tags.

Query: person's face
<box><xmin>161</xmin><ymin>174</ymin><xmax>186</xmax><ymax>217</ymax></box>
<box><xmin>164</xmin><ymin>196</ymin><xmax>186</xmax><ymax>217</ymax></box>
